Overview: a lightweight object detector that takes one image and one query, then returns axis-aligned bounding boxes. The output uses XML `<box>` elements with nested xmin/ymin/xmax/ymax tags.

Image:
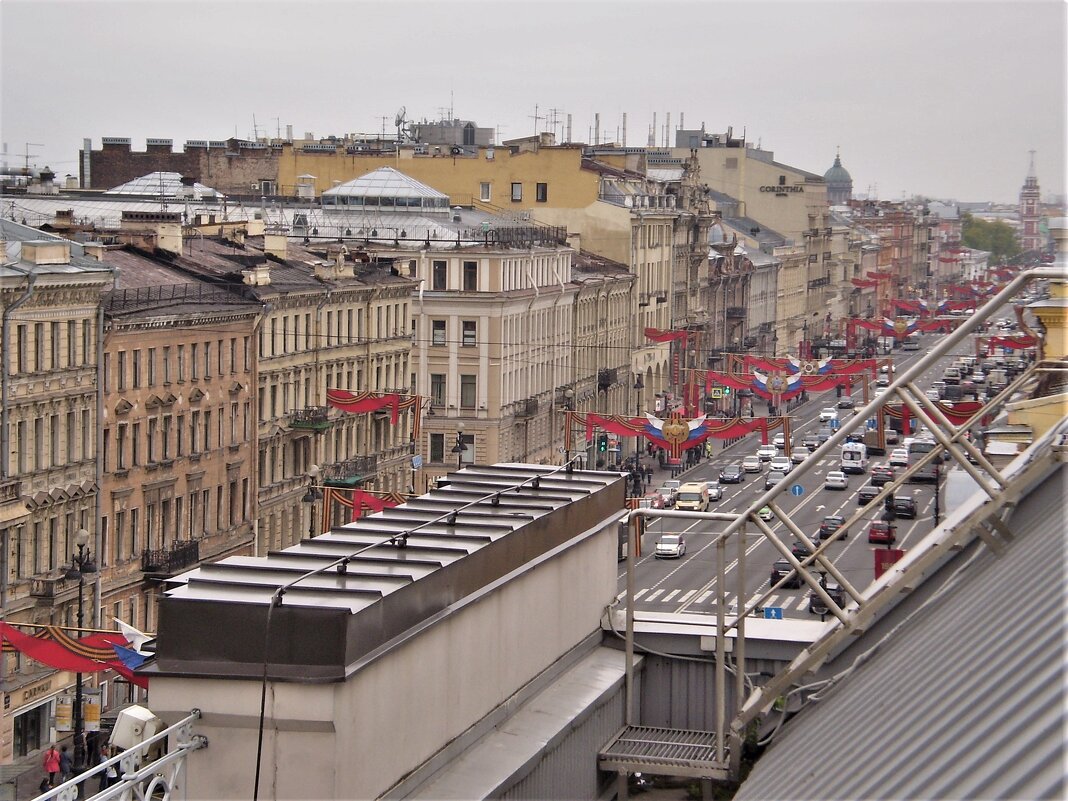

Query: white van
<box><xmin>675</xmin><ymin>482</ymin><xmax>709</xmax><ymax>512</ymax></box>
<box><xmin>840</xmin><ymin>441</ymin><xmax>868</xmax><ymax>474</ymax></box>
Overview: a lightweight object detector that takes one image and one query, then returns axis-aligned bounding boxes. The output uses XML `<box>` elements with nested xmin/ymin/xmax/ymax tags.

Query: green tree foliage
<box><xmin>961</xmin><ymin>213</ymin><xmax>1022</xmax><ymax>261</ymax></box>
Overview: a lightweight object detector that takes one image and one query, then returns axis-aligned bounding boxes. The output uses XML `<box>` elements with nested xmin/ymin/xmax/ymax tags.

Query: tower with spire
<box><xmin>823</xmin><ymin>147</ymin><xmax>853</xmax><ymax>205</ymax></box>
<box><xmin>1019</xmin><ymin>151</ymin><xmax>1042</xmax><ymax>253</ymax></box>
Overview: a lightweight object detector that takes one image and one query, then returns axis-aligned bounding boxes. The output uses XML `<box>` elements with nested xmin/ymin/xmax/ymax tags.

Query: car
<box><xmin>819</xmin><ymin>408</ymin><xmax>838</xmax><ymax>423</ymax></box>
<box><xmin>742</xmin><ymin>455</ymin><xmax>762</xmax><ymax>473</ymax></box>
<box><xmin>757</xmin><ymin>505</ymin><xmax>773</xmax><ymax>521</ymax></box>
<box><xmin>816</xmin><ymin>427</ymin><xmax>833</xmax><ymax>445</ymax></box>
<box><xmin>663</xmin><ymin>479</ymin><xmax>681</xmax><ymax>495</ymax></box>
<box><xmin>756</xmin><ymin>444</ymin><xmax>778</xmax><ymax>461</ymax></box>
<box><xmin>765</xmin><ymin>470</ymin><xmax>787</xmax><ymax>490</ymax></box>
<box><xmin>824</xmin><ymin>470</ymin><xmax>848</xmax><ymax>490</ymax></box>
<box><xmin>818</xmin><ymin>515</ymin><xmax>848</xmax><ymax>541</ymax></box>
<box><xmin>836</xmin><ymin>397</ymin><xmax>856</xmax><ymax>409</ymax></box>
<box><xmin>925</xmin><ymin>388</ymin><xmax>941</xmax><ymax>402</ymax></box>
<box><xmin>721</xmin><ymin>465</ymin><xmax>744</xmax><ymax>483</ymax></box>
<box><xmin>772</xmin><ymin>433</ymin><xmax>786</xmax><ymax>449</ymax></box>
<box><xmin>931</xmin><ymin>380</ymin><xmax>947</xmax><ymax>394</ymax></box>
<box><xmin>655</xmin><ymin>533</ymin><xmax>686</xmax><ymax>559</ymax></box>
<box><xmin>868</xmin><ymin>520</ymin><xmax>896</xmax><ymax>544</ymax></box>
<box><xmin>893</xmin><ymin>495</ymin><xmax>917</xmax><ymax>518</ymax></box>
<box><xmin>647</xmin><ymin>491</ymin><xmax>666</xmax><ymax>509</ymax></box>
<box><xmin>706</xmin><ymin>481</ymin><xmax>723</xmax><ymax>501</ymax></box>
<box><xmin>858</xmin><ymin>483</ymin><xmax>882</xmax><ymax>505</ymax></box>
<box><xmin>888</xmin><ymin>448</ymin><xmax>909</xmax><ymax>467</ymax></box>
<box><xmin>884</xmin><ymin>429</ymin><xmax>900</xmax><ymax>445</ymax></box>
<box><xmin>802</xmin><ymin>433</ymin><xmax>820</xmax><ymax>451</ymax></box>
<box><xmin>875</xmin><ymin>375</ymin><xmax>890</xmax><ymax>387</ymax></box>
<box><xmin>769</xmin><ymin>456</ymin><xmax>792</xmax><ymax>474</ymax></box>
<box><xmin>808</xmin><ymin>582</ymin><xmax>846</xmax><ymax>615</ymax></box>
<box><xmin>791</xmin><ymin>540</ymin><xmax>814</xmax><ymax>560</ymax></box>
<box><xmin>653</xmin><ymin>486</ymin><xmax>676</xmax><ymax>507</ymax></box>
<box><xmin>770</xmin><ymin>559</ymin><xmax>802</xmax><ymax>589</ymax></box>
<box><xmin>870</xmin><ymin>465</ymin><xmax>895</xmax><ymax>486</ymax></box>
<box><xmin>791</xmin><ymin>448</ymin><xmax>809</xmax><ymax>464</ymax></box>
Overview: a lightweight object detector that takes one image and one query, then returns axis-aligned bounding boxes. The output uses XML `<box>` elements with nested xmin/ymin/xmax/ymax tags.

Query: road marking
<box><xmin>678</xmin><ymin>590</ymin><xmax>696</xmax><ymax>603</ymax></box>
<box><xmin>646</xmin><ymin>589</ymin><xmax>664</xmax><ymax>602</ymax></box>
<box><xmin>696</xmin><ymin>590</ymin><xmax>713</xmax><ymax>604</ymax></box>
<box><xmin>780</xmin><ymin>596</ymin><xmax>797</xmax><ymax>610</ymax></box>
<box><xmin>662</xmin><ymin>589</ymin><xmax>680</xmax><ymax>603</ymax></box>
<box><xmin>633</xmin><ymin>588</ymin><xmax>649</xmax><ymax>601</ymax></box>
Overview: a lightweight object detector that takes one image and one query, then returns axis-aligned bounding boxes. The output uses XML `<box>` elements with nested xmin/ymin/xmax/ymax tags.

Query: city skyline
<box><xmin>1</xmin><ymin>0</ymin><xmax>1065</xmax><ymax>205</ymax></box>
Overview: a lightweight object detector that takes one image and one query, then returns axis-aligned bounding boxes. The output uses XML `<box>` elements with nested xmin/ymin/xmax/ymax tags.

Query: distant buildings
<box><xmin>1019</xmin><ymin>152</ymin><xmax>1043</xmax><ymax>253</ymax></box>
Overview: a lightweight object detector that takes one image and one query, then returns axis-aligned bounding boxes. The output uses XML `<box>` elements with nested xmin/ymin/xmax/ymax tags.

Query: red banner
<box><xmin>851</xmin><ymin>278</ymin><xmax>880</xmax><ymax>289</ymax></box>
<box><xmin>574</xmin><ymin>411</ymin><xmax>776</xmax><ymax>458</ymax></box>
<box><xmin>987</xmin><ymin>335</ymin><xmax>1036</xmax><ymax>350</ymax></box>
<box><xmin>644</xmin><ymin>327</ymin><xmax>689</xmax><ymax>344</ymax></box>
<box><xmin>883</xmin><ymin>400</ymin><xmax>985</xmax><ymax>425</ymax></box>
<box><xmin>0</xmin><ymin>622</ymin><xmax>148</xmax><ymax>688</ymax></box>
<box><xmin>867</xmin><ymin>271</ymin><xmax>893</xmax><ymax>279</ymax></box>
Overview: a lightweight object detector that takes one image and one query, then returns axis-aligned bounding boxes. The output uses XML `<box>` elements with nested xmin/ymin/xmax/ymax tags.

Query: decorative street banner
<box><xmin>867</xmin><ymin>270</ymin><xmax>893</xmax><ymax>280</ymax></box>
<box><xmin>322</xmin><ymin>487</ymin><xmax>406</xmax><ymax>528</ymax></box>
<box><xmin>0</xmin><ymin>623</ymin><xmax>149</xmax><ymax>688</ymax></box>
<box><xmin>986</xmin><ymin>334</ymin><xmax>1037</xmax><ymax>351</ymax></box>
<box><xmin>725</xmin><ymin>355</ymin><xmax>878</xmax><ymax>376</ymax></box>
<box><xmin>892</xmin><ymin>299</ymin><xmax>929</xmax><ymax>316</ymax></box>
<box><xmin>937</xmin><ymin>300</ymin><xmax>976</xmax><ymax>314</ymax></box>
<box><xmin>570</xmin><ymin>411</ymin><xmax>787</xmax><ymax>460</ymax></box>
<box><xmin>883</xmin><ymin>400</ymin><xmax>989</xmax><ymax>426</ymax></box>
<box><xmin>326</xmin><ymin>390</ymin><xmax>425</xmax><ymax>438</ymax></box>
<box><xmin>644</xmin><ymin>327</ymin><xmax>690</xmax><ymax>345</ymax></box>
<box><xmin>881</xmin><ymin>317</ymin><xmax>920</xmax><ymax>339</ymax></box>
<box><xmin>851</xmin><ymin>277</ymin><xmax>880</xmax><ymax>289</ymax></box>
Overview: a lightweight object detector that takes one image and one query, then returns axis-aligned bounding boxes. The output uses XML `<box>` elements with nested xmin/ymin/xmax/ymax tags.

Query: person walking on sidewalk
<box><xmin>58</xmin><ymin>744</ymin><xmax>72</xmax><ymax>783</ymax></box>
<box><xmin>42</xmin><ymin>744</ymin><xmax>61</xmax><ymax>787</ymax></box>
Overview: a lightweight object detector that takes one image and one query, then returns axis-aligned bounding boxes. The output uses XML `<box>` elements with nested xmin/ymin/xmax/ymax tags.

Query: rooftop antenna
<box><xmin>379</xmin><ymin>116</ymin><xmax>389</xmax><ymax>140</ymax></box>
<box><xmin>23</xmin><ymin>143</ymin><xmax>43</xmax><ymax>171</ymax></box>
<box><xmin>529</xmin><ymin>104</ymin><xmax>544</xmax><ymax>136</ymax></box>
<box><xmin>547</xmin><ymin>107</ymin><xmax>563</xmax><ymax>140</ymax></box>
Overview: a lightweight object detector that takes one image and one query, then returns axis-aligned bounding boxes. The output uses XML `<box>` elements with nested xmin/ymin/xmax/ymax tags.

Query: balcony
<box><xmin>142</xmin><ymin>539</ymin><xmax>200</xmax><ymax>576</ymax></box>
<box><xmin>30</xmin><ymin>575</ymin><xmax>62</xmax><ymax>601</ymax></box>
<box><xmin>290</xmin><ymin>406</ymin><xmax>332</xmax><ymax>432</ymax></box>
<box><xmin>808</xmin><ymin>277</ymin><xmax>831</xmax><ymax>289</ymax></box>
<box><xmin>514</xmin><ymin>398</ymin><xmax>539</xmax><ymax>418</ymax></box>
<box><xmin>323</xmin><ymin>455</ymin><xmax>378</xmax><ymax>488</ymax></box>
<box><xmin>725</xmin><ymin>306</ymin><xmax>746</xmax><ymax>318</ymax></box>
<box><xmin>0</xmin><ymin>478</ymin><xmax>22</xmax><ymax>504</ymax></box>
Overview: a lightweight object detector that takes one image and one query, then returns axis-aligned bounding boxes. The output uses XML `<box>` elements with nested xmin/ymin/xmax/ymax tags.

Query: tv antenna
<box><xmin>23</xmin><ymin>143</ymin><xmax>43</xmax><ymax>171</ymax></box>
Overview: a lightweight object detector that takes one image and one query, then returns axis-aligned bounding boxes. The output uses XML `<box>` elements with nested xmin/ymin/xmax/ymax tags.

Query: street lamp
<box><xmin>301</xmin><ymin>464</ymin><xmax>322</xmax><ymax>538</ymax></box>
<box><xmin>632</xmin><ymin>375</ymin><xmax>644</xmax><ymax>462</ymax></box>
<box><xmin>64</xmin><ymin>528</ymin><xmax>97</xmax><ymax>776</ymax></box>
<box><xmin>451</xmin><ymin>423</ymin><xmax>466</xmax><ymax>469</ymax></box>
<box><xmin>562</xmin><ymin>388</ymin><xmax>575</xmax><ymax>465</ymax></box>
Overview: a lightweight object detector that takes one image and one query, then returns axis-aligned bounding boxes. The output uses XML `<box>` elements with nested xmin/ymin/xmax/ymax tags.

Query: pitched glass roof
<box><xmin>105</xmin><ymin>171</ymin><xmax>223</xmax><ymax>199</ymax></box>
<box><xmin>322</xmin><ymin>167</ymin><xmax>449</xmax><ymax>207</ymax></box>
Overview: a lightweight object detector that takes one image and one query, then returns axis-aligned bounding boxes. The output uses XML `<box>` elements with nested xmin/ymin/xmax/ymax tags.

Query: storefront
<box><xmin>3</xmin><ymin>671</ymin><xmax>75</xmax><ymax>762</ymax></box>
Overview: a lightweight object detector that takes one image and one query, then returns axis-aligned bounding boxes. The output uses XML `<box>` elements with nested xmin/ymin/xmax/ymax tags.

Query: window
<box><xmin>430</xmin><ymin>373</ymin><xmax>446</xmax><ymax>406</ymax></box>
<box><xmin>67</xmin><ymin>321</ymin><xmax>76</xmax><ymax>365</ymax></box>
<box><xmin>162</xmin><ymin>414</ymin><xmax>172</xmax><ymax>459</ymax></box>
<box><xmin>33</xmin><ymin>323</ymin><xmax>43</xmax><ymax>371</ymax></box>
<box><xmin>176</xmin><ymin>414</ymin><xmax>185</xmax><ymax>456</ymax></box>
<box><xmin>536</xmin><ymin>182</ymin><xmax>548</xmax><ymax>203</ymax></box>
<box><xmin>132</xmin><ymin>349</ymin><xmax>142</xmax><ymax>388</ymax></box>
<box><xmin>147</xmin><ymin>419</ymin><xmax>157</xmax><ymax>463</ymax></box>
<box><xmin>458</xmin><ymin>433</ymin><xmax>475</xmax><ymax>465</ymax></box>
<box><xmin>230</xmin><ymin>338</ymin><xmax>237</xmax><ymax>373</ymax></box>
<box><xmin>147</xmin><ymin>348</ymin><xmax>156</xmax><ymax>386</ymax></box>
<box><xmin>131</xmin><ymin>422</ymin><xmax>141</xmax><ymax>466</ymax></box>
<box><xmin>463</xmin><ymin>261</ymin><xmax>477</xmax><ymax>291</ymax></box>
<box><xmin>116</xmin><ymin>423</ymin><xmax>127</xmax><ymax>469</ymax></box>
<box><xmin>460</xmin><ymin>374</ymin><xmax>476</xmax><ymax>408</ymax></box>
<box><xmin>430</xmin><ymin>433</ymin><xmax>445</xmax><ymax>463</ymax></box>
<box><xmin>177</xmin><ymin>345</ymin><xmax>185</xmax><ymax>381</ymax></box>
<box><xmin>191</xmin><ymin>343</ymin><xmax>199</xmax><ymax>379</ymax></box>
<box><xmin>66</xmin><ymin>411</ymin><xmax>75</xmax><ymax>462</ymax></box>
<box><xmin>511</xmin><ymin>182</ymin><xmax>522</xmax><ymax>202</ymax></box>
<box><xmin>51</xmin><ymin>322</ymin><xmax>60</xmax><ymax>368</ymax></box>
<box><xmin>462</xmin><ymin>320</ymin><xmax>477</xmax><ymax>347</ymax></box>
<box><xmin>16</xmin><ymin>325</ymin><xmax>26</xmax><ymax>373</ymax></box>
<box><xmin>479</xmin><ymin>182</ymin><xmax>491</xmax><ymax>202</ymax></box>
<box><xmin>778</xmin><ymin>174</ymin><xmax>787</xmax><ymax>186</ymax></box>
<box><xmin>432</xmin><ymin>260</ymin><xmax>447</xmax><ymax>291</ymax></box>
<box><xmin>204</xmin><ymin>342</ymin><xmax>212</xmax><ymax>377</ymax></box>
<box><xmin>162</xmin><ymin>346</ymin><xmax>171</xmax><ymax>383</ymax></box>
<box><xmin>49</xmin><ymin>415</ymin><xmax>59</xmax><ymax>467</ymax></box>
<box><xmin>102</xmin><ymin>427</ymin><xmax>110</xmax><ymax>472</ymax></box>
<box><xmin>431</xmin><ymin>320</ymin><xmax>446</xmax><ymax>346</ymax></box>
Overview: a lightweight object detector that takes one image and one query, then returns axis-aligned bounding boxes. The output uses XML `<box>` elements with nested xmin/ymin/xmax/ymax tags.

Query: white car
<box><xmin>925</xmin><ymin>388</ymin><xmax>941</xmax><ymax>402</ymax></box>
<box><xmin>742</xmin><ymin>455</ymin><xmax>762</xmax><ymax>473</ymax></box>
<box><xmin>769</xmin><ymin>456</ymin><xmax>792</xmax><ymax>474</ymax></box>
<box><xmin>756</xmin><ymin>444</ymin><xmax>778</xmax><ymax>461</ymax></box>
<box><xmin>889</xmin><ymin>448</ymin><xmax>909</xmax><ymax>467</ymax></box>
<box><xmin>655</xmin><ymin>533</ymin><xmax>686</xmax><ymax>559</ymax></box>
<box><xmin>705</xmin><ymin>481</ymin><xmax>723</xmax><ymax>501</ymax></box>
<box><xmin>819</xmin><ymin>408</ymin><xmax>838</xmax><ymax>423</ymax></box>
<box><xmin>772</xmin><ymin>433</ymin><xmax>786</xmax><ymax>449</ymax></box>
<box><xmin>824</xmin><ymin>470</ymin><xmax>849</xmax><ymax>490</ymax></box>
<box><xmin>790</xmin><ymin>448</ymin><xmax>809</xmax><ymax>464</ymax></box>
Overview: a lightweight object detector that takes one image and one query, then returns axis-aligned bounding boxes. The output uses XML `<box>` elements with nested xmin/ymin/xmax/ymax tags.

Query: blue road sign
<box><xmin>789</xmin><ymin>483</ymin><xmax>804</xmax><ymax>496</ymax></box>
<box><xmin>764</xmin><ymin>607</ymin><xmax>784</xmax><ymax>620</ymax></box>
<box><xmin>829</xmin><ymin>418</ymin><xmax>841</xmax><ymax>430</ymax></box>
<box><xmin>867</xmin><ymin>417</ymin><xmax>878</xmax><ymax>430</ymax></box>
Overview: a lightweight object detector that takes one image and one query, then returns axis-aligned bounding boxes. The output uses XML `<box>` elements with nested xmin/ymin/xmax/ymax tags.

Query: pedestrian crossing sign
<box><xmin>709</xmin><ymin>387</ymin><xmax>724</xmax><ymax>398</ymax></box>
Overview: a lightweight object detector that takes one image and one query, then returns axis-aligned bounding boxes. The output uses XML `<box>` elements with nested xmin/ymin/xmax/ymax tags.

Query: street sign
<box><xmin>763</xmin><ymin>607</ymin><xmax>784</xmax><ymax>620</ymax></box>
<box><xmin>867</xmin><ymin>417</ymin><xmax>878</xmax><ymax>430</ymax></box>
<box><xmin>789</xmin><ymin>484</ymin><xmax>804</xmax><ymax>496</ymax></box>
<box><xmin>411</xmin><ymin>455</ymin><xmax>423</xmax><ymax>469</ymax></box>
<box><xmin>829</xmin><ymin>418</ymin><xmax>840</xmax><ymax>430</ymax></box>
<box><xmin>709</xmin><ymin>387</ymin><xmax>724</xmax><ymax>398</ymax></box>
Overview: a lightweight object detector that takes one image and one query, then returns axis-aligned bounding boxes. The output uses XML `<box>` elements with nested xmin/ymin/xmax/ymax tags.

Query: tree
<box><xmin>961</xmin><ymin>213</ymin><xmax>1022</xmax><ymax>261</ymax></box>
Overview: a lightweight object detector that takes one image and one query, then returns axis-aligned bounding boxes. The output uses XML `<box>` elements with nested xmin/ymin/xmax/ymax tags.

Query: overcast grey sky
<box><xmin>2</xmin><ymin>0</ymin><xmax>1065</xmax><ymax>204</ymax></box>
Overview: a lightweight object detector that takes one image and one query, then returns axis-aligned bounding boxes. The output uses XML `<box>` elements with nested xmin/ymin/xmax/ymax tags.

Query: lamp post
<box><xmin>451</xmin><ymin>423</ymin><xmax>466</xmax><ymax>469</ymax></box>
<box><xmin>64</xmin><ymin>528</ymin><xmax>97</xmax><ymax>776</ymax></box>
<box><xmin>632</xmin><ymin>376</ymin><xmax>644</xmax><ymax>462</ymax></box>
<box><xmin>301</xmin><ymin>464</ymin><xmax>322</xmax><ymax>538</ymax></box>
<box><xmin>562</xmin><ymin>389</ymin><xmax>574</xmax><ymax>465</ymax></box>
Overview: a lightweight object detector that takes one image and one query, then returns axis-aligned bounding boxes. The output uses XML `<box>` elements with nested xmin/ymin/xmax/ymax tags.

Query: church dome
<box><xmin>823</xmin><ymin>154</ymin><xmax>852</xmax><ymax>185</ymax></box>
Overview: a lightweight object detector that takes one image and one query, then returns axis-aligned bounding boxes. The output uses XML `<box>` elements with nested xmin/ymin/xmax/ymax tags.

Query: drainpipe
<box><xmin>94</xmin><ymin>273</ymin><xmax>113</xmax><ymax>627</ymax></box>
<box><xmin>250</xmin><ymin>301</ymin><xmax>271</xmax><ymax>555</ymax></box>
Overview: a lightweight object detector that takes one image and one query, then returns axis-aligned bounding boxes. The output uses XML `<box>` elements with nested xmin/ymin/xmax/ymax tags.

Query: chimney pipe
<box><xmin>622</xmin><ymin>113</ymin><xmax>627</xmax><ymax>148</ymax></box>
<box><xmin>594</xmin><ymin>113</ymin><xmax>600</xmax><ymax>146</ymax></box>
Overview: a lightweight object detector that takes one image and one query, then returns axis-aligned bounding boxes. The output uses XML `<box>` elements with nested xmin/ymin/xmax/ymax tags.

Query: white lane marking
<box><xmin>662</xmin><ymin>589</ymin><xmax>680</xmax><ymax>603</ymax></box>
<box><xmin>696</xmin><ymin>590</ymin><xmax>713</xmax><ymax>604</ymax></box>
<box><xmin>678</xmin><ymin>590</ymin><xmax>696</xmax><ymax>603</ymax></box>
<box><xmin>634</xmin><ymin>588</ymin><xmax>649</xmax><ymax>601</ymax></box>
<box><xmin>645</xmin><ymin>589</ymin><xmax>664</xmax><ymax>602</ymax></box>
<box><xmin>780</xmin><ymin>596</ymin><xmax>797</xmax><ymax>610</ymax></box>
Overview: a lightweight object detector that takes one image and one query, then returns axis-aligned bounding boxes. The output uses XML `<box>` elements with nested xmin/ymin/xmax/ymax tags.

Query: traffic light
<box><xmin>597</xmin><ymin>434</ymin><xmax>608</xmax><ymax>453</ymax></box>
<box><xmin>724</xmin><ymin>387</ymin><xmax>732</xmax><ymax>396</ymax></box>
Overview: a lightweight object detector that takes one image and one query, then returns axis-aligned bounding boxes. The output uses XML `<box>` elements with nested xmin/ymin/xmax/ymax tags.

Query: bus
<box><xmin>840</xmin><ymin>441</ymin><xmax>868</xmax><ymax>474</ymax></box>
<box><xmin>902</xmin><ymin>333</ymin><xmax>921</xmax><ymax>351</ymax></box>
<box><xmin>906</xmin><ymin>438</ymin><xmax>939</xmax><ymax>482</ymax></box>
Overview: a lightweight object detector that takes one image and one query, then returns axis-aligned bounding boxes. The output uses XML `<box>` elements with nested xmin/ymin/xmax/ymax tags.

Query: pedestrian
<box><xmin>98</xmin><ymin>744</ymin><xmax>117</xmax><ymax>792</ymax></box>
<box><xmin>58</xmin><ymin>745</ymin><xmax>72</xmax><ymax>784</ymax></box>
<box><xmin>644</xmin><ymin>463</ymin><xmax>653</xmax><ymax>489</ymax></box>
<box><xmin>42</xmin><ymin>743</ymin><xmax>61</xmax><ymax>788</ymax></box>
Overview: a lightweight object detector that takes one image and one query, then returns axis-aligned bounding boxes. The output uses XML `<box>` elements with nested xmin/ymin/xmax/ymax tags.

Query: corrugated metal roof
<box><xmin>735</xmin><ymin>464</ymin><xmax>1067</xmax><ymax>801</ymax></box>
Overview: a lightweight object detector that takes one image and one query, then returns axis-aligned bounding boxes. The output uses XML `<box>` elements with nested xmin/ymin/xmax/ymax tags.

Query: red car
<box><xmin>868</xmin><ymin>520</ymin><xmax>896</xmax><ymax>544</ymax></box>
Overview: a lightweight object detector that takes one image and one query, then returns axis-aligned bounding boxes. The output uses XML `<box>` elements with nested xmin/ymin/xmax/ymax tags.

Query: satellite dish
<box><xmin>395</xmin><ymin>106</ymin><xmax>406</xmax><ymax>129</ymax></box>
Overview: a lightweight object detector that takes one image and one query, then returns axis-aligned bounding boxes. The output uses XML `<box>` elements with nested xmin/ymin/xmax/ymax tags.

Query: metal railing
<box><xmin>142</xmin><ymin>539</ymin><xmax>200</xmax><ymax>575</ymax></box>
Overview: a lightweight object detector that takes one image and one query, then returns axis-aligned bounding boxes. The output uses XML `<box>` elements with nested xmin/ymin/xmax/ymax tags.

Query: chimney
<box><xmin>82</xmin><ymin>242</ymin><xmax>107</xmax><ymax>261</ymax></box>
<box><xmin>263</xmin><ymin>231</ymin><xmax>288</xmax><ymax>260</ymax></box>
<box><xmin>0</xmin><ymin>240</ymin><xmax>7</xmax><ymax>262</ymax></box>
<box><xmin>242</xmin><ymin>263</ymin><xmax>272</xmax><ymax>287</ymax></box>
<box><xmin>286</xmin><ymin>124</ymin><xmax>293</xmax><ymax>141</ymax></box>
<box><xmin>566</xmin><ymin>232</ymin><xmax>581</xmax><ymax>252</ymax></box>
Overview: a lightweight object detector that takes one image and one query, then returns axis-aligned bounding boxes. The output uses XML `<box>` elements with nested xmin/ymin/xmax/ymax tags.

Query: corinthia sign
<box><xmin>759</xmin><ymin>185</ymin><xmax>805</xmax><ymax>193</ymax></box>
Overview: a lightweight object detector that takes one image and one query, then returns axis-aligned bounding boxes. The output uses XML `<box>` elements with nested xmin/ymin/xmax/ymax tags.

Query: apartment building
<box><xmin>0</xmin><ymin>222</ymin><xmax>111</xmax><ymax>763</ymax></box>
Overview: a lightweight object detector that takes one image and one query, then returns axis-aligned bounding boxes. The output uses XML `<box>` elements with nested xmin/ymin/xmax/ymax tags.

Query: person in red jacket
<box><xmin>42</xmin><ymin>744</ymin><xmax>61</xmax><ymax>787</ymax></box>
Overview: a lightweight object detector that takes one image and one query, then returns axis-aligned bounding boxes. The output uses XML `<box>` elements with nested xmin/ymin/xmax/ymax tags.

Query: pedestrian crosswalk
<box><xmin>631</xmin><ymin>586</ymin><xmax>807</xmax><ymax>612</ymax></box>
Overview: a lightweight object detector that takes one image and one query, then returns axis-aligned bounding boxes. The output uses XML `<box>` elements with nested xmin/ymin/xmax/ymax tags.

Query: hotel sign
<box><xmin>759</xmin><ymin>185</ymin><xmax>805</xmax><ymax>193</ymax></box>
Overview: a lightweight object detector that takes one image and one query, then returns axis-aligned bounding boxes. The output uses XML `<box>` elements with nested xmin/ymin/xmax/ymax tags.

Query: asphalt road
<box><xmin>617</xmin><ymin>333</ymin><xmax>977</xmax><ymax>621</ymax></box>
